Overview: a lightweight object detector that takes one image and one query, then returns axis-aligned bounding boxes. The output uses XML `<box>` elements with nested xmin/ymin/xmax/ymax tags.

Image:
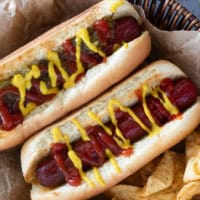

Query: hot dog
<box><xmin>21</xmin><ymin>60</ymin><xmax>200</xmax><ymax>200</ymax></box>
<box><xmin>0</xmin><ymin>0</ymin><xmax>151</xmax><ymax>150</ymax></box>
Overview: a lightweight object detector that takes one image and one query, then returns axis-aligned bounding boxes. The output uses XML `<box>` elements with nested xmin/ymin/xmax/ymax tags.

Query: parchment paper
<box><xmin>0</xmin><ymin>147</ymin><xmax>30</xmax><ymax>200</ymax></box>
<box><xmin>0</xmin><ymin>0</ymin><xmax>100</xmax><ymax>58</ymax></box>
<box><xmin>143</xmin><ymin>20</ymin><xmax>200</xmax><ymax>92</ymax></box>
<box><xmin>0</xmin><ymin>1</ymin><xmax>199</xmax><ymax>200</ymax></box>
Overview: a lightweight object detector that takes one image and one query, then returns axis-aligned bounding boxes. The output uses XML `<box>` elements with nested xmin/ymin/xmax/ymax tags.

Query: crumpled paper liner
<box><xmin>0</xmin><ymin>147</ymin><xmax>30</xmax><ymax>200</ymax></box>
<box><xmin>0</xmin><ymin>0</ymin><xmax>58</xmax><ymax>57</ymax></box>
<box><xmin>144</xmin><ymin>21</ymin><xmax>200</xmax><ymax>92</ymax></box>
<box><xmin>0</xmin><ymin>0</ymin><xmax>100</xmax><ymax>58</ymax></box>
<box><xmin>0</xmin><ymin>1</ymin><xmax>199</xmax><ymax>200</ymax></box>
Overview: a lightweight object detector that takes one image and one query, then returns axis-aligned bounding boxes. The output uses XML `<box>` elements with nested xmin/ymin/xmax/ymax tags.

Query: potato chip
<box><xmin>170</xmin><ymin>152</ymin><xmax>185</xmax><ymax>192</ymax></box>
<box><xmin>121</xmin><ymin>171</ymin><xmax>144</xmax><ymax>187</ymax></box>
<box><xmin>103</xmin><ymin>151</ymin><xmax>186</xmax><ymax>200</ymax></box>
<box><xmin>184</xmin><ymin>158</ymin><xmax>200</xmax><ymax>182</ymax></box>
<box><xmin>185</xmin><ymin>130</ymin><xmax>200</xmax><ymax>160</ymax></box>
<box><xmin>139</xmin><ymin>157</ymin><xmax>160</xmax><ymax>184</ymax></box>
<box><xmin>184</xmin><ymin>130</ymin><xmax>200</xmax><ymax>183</ymax></box>
<box><xmin>147</xmin><ymin>190</ymin><xmax>176</xmax><ymax>200</ymax></box>
<box><xmin>105</xmin><ymin>185</ymin><xmax>145</xmax><ymax>200</ymax></box>
<box><xmin>177</xmin><ymin>181</ymin><xmax>200</xmax><ymax>200</ymax></box>
<box><xmin>142</xmin><ymin>151</ymin><xmax>174</xmax><ymax>196</ymax></box>
<box><xmin>193</xmin><ymin>160</ymin><xmax>200</xmax><ymax>175</ymax></box>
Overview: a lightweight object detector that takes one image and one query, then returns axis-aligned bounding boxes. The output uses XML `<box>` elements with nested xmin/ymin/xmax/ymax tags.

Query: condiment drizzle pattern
<box><xmin>52</xmin><ymin>84</ymin><xmax>179</xmax><ymax>186</ymax></box>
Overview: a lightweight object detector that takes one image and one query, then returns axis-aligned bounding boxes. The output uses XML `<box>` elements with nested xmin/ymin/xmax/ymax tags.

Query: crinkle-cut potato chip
<box><xmin>184</xmin><ymin>130</ymin><xmax>200</xmax><ymax>183</ymax></box>
<box><xmin>147</xmin><ymin>190</ymin><xmax>177</xmax><ymax>200</ymax></box>
<box><xmin>185</xmin><ymin>130</ymin><xmax>200</xmax><ymax>159</ymax></box>
<box><xmin>121</xmin><ymin>171</ymin><xmax>144</xmax><ymax>187</ymax></box>
<box><xmin>177</xmin><ymin>181</ymin><xmax>200</xmax><ymax>200</ymax></box>
<box><xmin>170</xmin><ymin>152</ymin><xmax>185</xmax><ymax>192</ymax></box>
<box><xmin>139</xmin><ymin>157</ymin><xmax>161</xmax><ymax>184</ymax></box>
<box><xmin>105</xmin><ymin>185</ymin><xmax>145</xmax><ymax>200</ymax></box>
<box><xmin>142</xmin><ymin>151</ymin><xmax>174</xmax><ymax>196</ymax></box>
<box><xmin>184</xmin><ymin>157</ymin><xmax>200</xmax><ymax>182</ymax></box>
<box><xmin>103</xmin><ymin>151</ymin><xmax>185</xmax><ymax>200</ymax></box>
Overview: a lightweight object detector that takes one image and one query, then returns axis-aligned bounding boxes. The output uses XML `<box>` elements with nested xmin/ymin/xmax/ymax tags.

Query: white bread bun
<box><xmin>0</xmin><ymin>0</ymin><xmax>151</xmax><ymax>150</ymax></box>
<box><xmin>21</xmin><ymin>60</ymin><xmax>200</xmax><ymax>200</ymax></box>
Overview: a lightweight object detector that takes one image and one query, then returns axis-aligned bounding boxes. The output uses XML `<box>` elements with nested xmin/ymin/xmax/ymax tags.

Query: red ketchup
<box><xmin>36</xmin><ymin>77</ymin><xmax>198</xmax><ymax>187</ymax></box>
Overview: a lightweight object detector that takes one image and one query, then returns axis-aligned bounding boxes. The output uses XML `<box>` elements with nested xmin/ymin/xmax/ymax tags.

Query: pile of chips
<box><xmin>96</xmin><ymin>128</ymin><xmax>200</xmax><ymax>200</ymax></box>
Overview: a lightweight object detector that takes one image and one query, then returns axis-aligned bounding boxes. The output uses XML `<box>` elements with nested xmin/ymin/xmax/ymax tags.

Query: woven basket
<box><xmin>129</xmin><ymin>0</ymin><xmax>200</xmax><ymax>31</ymax></box>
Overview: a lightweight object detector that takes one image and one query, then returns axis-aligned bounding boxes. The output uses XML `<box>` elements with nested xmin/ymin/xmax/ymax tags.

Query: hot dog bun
<box><xmin>0</xmin><ymin>0</ymin><xmax>151</xmax><ymax>150</ymax></box>
<box><xmin>21</xmin><ymin>60</ymin><xmax>200</xmax><ymax>200</ymax></box>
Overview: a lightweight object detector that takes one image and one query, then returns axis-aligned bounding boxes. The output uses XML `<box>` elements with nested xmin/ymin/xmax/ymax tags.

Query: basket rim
<box><xmin>130</xmin><ymin>0</ymin><xmax>200</xmax><ymax>31</ymax></box>
<box><xmin>170</xmin><ymin>0</ymin><xmax>200</xmax><ymax>29</ymax></box>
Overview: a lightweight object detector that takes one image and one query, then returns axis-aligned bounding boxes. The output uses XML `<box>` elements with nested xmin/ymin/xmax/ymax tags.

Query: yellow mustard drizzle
<box><xmin>11</xmin><ymin>74</ymin><xmax>36</xmax><ymax>116</ymax></box>
<box><xmin>11</xmin><ymin>64</ymin><xmax>41</xmax><ymax>116</ymax></box>
<box><xmin>48</xmin><ymin>62</ymin><xmax>57</xmax><ymax>87</ymax></box>
<box><xmin>93</xmin><ymin>167</ymin><xmax>105</xmax><ymax>186</ymax></box>
<box><xmin>122</xmin><ymin>41</ymin><xmax>128</xmax><ymax>49</ymax></box>
<box><xmin>71</xmin><ymin>28</ymin><xmax>106</xmax><ymax>83</ymax></box>
<box><xmin>40</xmin><ymin>81</ymin><xmax>59</xmax><ymax>95</ymax></box>
<box><xmin>87</xmin><ymin>110</ymin><xmax>112</xmax><ymax>136</ymax></box>
<box><xmin>39</xmin><ymin>58</ymin><xmax>60</xmax><ymax>95</ymax></box>
<box><xmin>52</xmin><ymin>127</ymin><xmax>94</xmax><ymax>187</ymax></box>
<box><xmin>72</xmin><ymin>115</ymin><xmax>119</xmax><ymax>185</ymax></box>
<box><xmin>88</xmin><ymin>109</ymin><xmax>131</xmax><ymax>149</ymax></box>
<box><xmin>25</xmin><ymin>65</ymin><xmax>41</xmax><ymax>89</ymax></box>
<box><xmin>152</xmin><ymin>88</ymin><xmax>179</xmax><ymax>116</ymax></box>
<box><xmin>142</xmin><ymin>85</ymin><xmax>160</xmax><ymax>136</ymax></box>
<box><xmin>68</xmin><ymin>150</ymin><xmax>95</xmax><ymax>187</ymax></box>
<box><xmin>52</xmin><ymin>127</ymin><xmax>65</xmax><ymax>142</ymax></box>
<box><xmin>73</xmin><ymin>35</ymin><xmax>85</xmax><ymax>83</ymax></box>
<box><xmin>72</xmin><ymin>118</ymin><xmax>90</xmax><ymax>141</ymax></box>
<box><xmin>109</xmin><ymin>0</ymin><xmax>124</xmax><ymax>13</ymax></box>
<box><xmin>47</xmin><ymin>51</ymin><xmax>72</xmax><ymax>89</ymax></box>
<box><xmin>72</xmin><ymin>118</ymin><xmax>107</xmax><ymax>186</ymax></box>
<box><xmin>105</xmin><ymin>149</ymin><xmax>121</xmax><ymax>173</ymax></box>
<box><xmin>77</xmin><ymin>28</ymin><xmax>105</xmax><ymax>58</ymax></box>
<box><xmin>109</xmin><ymin>99</ymin><xmax>149</xmax><ymax>147</ymax></box>
<box><xmin>89</xmin><ymin>110</ymin><xmax>131</xmax><ymax>149</ymax></box>
<box><xmin>113</xmin><ymin>43</ymin><xmax>120</xmax><ymax>51</ymax></box>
